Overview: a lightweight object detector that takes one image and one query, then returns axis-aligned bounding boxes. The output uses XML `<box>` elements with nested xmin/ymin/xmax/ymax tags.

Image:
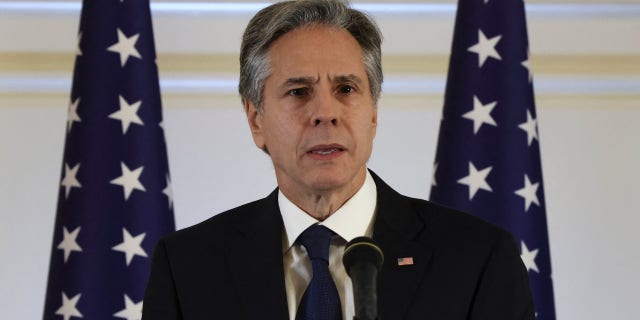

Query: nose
<box><xmin>310</xmin><ymin>90</ymin><xmax>338</xmax><ymax>126</ymax></box>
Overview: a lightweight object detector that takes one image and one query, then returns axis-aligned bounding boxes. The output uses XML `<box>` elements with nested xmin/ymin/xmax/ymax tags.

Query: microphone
<box><xmin>343</xmin><ymin>237</ymin><xmax>384</xmax><ymax>320</ymax></box>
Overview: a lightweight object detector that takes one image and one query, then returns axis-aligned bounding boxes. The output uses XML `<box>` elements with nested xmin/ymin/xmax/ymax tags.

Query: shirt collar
<box><xmin>280</xmin><ymin>170</ymin><xmax>377</xmax><ymax>251</ymax></box>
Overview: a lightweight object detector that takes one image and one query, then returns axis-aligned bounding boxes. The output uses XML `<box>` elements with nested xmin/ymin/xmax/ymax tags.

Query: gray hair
<box><xmin>239</xmin><ymin>0</ymin><xmax>383</xmax><ymax>113</ymax></box>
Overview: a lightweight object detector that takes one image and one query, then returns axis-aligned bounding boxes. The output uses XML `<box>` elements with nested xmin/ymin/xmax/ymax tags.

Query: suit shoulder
<box><xmin>370</xmin><ymin>171</ymin><xmax>514</xmax><ymax>247</ymax></box>
<box><xmin>406</xmin><ymin>196</ymin><xmax>516</xmax><ymax>248</ymax></box>
<box><xmin>160</xmin><ymin>195</ymin><xmax>276</xmax><ymax>249</ymax></box>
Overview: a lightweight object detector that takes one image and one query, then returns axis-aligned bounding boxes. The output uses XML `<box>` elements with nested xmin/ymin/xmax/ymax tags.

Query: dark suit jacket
<box><xmin>143</xmin><ymin>172</ymin><xmax>534</xmax><ymax>319</ymax></box>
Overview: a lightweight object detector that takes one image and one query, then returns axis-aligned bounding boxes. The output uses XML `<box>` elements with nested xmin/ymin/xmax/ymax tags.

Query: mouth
<box><xmin>307</xmin><ymin>144</ymin><xmax>346</xmax><ymax>158</ymax></box>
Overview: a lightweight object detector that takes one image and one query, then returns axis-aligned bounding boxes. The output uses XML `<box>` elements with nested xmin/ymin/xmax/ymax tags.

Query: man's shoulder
<box><xmin>161</xmin><ymin>190</ymin><xmax>279</xmax><ymax>247</ymax></box>
<box><xmin>371</xmin><ymin>170</ymin><xmax>510</xmax><ymax>245</ymax></box>
<box><xmin>401</xmin><ymin>194</ymin><xmax>516</xmax><ymax>251</ymax></box>
<box><xmin>416</xmin><ymin>196</ymin><xmax>499</xmax><ymax>226</ymax></box>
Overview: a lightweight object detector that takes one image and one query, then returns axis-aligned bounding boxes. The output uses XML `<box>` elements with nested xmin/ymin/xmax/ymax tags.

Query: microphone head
<box><xmin>343</xmin><ymin>236</ymin><xmax>384</xmax><ymax>275</ymax></box>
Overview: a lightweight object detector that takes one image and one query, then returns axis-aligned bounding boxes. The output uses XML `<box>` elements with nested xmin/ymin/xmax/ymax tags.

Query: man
<box><xmin>142</xmin><ymin>1</ymin><xmax>534</xmax><ymax>319</ymax></box>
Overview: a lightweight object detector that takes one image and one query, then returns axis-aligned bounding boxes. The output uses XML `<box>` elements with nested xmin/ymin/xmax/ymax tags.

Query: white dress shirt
<box><xmin>279</xmin><ymin>171</ymin><xmax>377</xmax><ymax>320</ymax></box>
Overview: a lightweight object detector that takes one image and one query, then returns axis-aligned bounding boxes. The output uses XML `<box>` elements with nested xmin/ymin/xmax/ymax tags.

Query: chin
<box><xmin>306</xmin><ymin>176</ymin><xmax>342</xmax><ymax>190</ymax></box>
<box><xmin>306</xmin><ymin>169</ymin><xmax>362</xmax><ymax>192</ymax></box>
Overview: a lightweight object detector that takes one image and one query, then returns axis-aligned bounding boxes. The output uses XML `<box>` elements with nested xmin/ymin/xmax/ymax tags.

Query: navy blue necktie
<box><xmin>296</xmin><ymin>224</ymin><xmax>343</xmax><ymax>320</ymax></box>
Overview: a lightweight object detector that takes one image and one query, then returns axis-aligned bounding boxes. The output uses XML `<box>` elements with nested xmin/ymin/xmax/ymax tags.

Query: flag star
<box><xmin>60</xmin><ymin>163</ymin><xmax>82</xmax><ymax>199</ymax></box>
<box><xmin>76</xmin><ymin>32</ymin><xmax>82</xmax><ymax>56</ymax></box>
<box><xmin>520</xmin><ymin>241</ymin><xmax>540</xmax><ymax>273</ymax></box>
<box><xmin>163</xmin><ymin>174</ymin><xmax>174</xmax><ymax>210</ymax></box>
<box><xmin>458</xmin><ymin>162</ymin><xmax>493</xmax><ymax>200</ymax></box>
<box><xmin>431</xmin><ymin>162</ymin><xmax>438</xmax><ymax>187</ymax></box>
<box><xmin>468</xmin><ymin>29</ymin><xmax>502</xmax><ymax>67</ymax></box>
<box><xmin>462</xmin><ymin>95</ymin><xmax>498</xmax><ymax>134</ymax></box>
<box><xmin>107</xmin><ymin>28</ymin><xmax>142</xmax><ymax>67</ymax></box>
<box><xmin>113</xmin><ymin>294</ymin><xmax>143</xmax><ymax>320</ymax></box>
<box><xmin>57</xmin><ymin>226</ymin><xmax>82</xmax><ymax>263</ymax></box>
<box><xmin>518</xmin><ymin>109</ymin><xmax>538</xmax><ymax>146</ymax></box>
<box><xmin>55</xmin><ymin>292</ymin><xmax>83</xmax><ymax>320</ymax></box>
<box><xmin>522</xmin><ymin>49</ymin><xmax>532</xmax><ymax>83</ymax></box>
<box><xmin>109</xmin><ymin>95</ymin><xmax>144</xmax><ymax>134</ymax></box>
<box><xmin>67</xmin><ymin>97</ymin><xmax>81</xmax><ymax>133</ymax></box>
<box><xmin>514</xmin><ymin>174</ymin><xmax>540</xmax><ymax>212</ymax></box>
<box><xmin>110</xmin><ymin>162</ymin><xmax>146</xmax><ymax>201</ymax></box>
<box><xmin>112</xmin><ymin>228</ymin><xmax>148</xmax><ymax>266</ymax></box>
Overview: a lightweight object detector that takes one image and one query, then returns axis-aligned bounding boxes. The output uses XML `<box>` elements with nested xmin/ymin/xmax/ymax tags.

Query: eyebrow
<box><xmin>331</xmin><ymin>74</ymin><xmax>364</xmax><ymax>85</ymax></box>
<box><xmin>281</xmin><ymin>76</ymin><xmax>320</xmax><ymax>89</ymax></box>
<box><xmin>280</xmin><ymin>74</ymin><xmax>364</xmax><ymax>89</ymax></box>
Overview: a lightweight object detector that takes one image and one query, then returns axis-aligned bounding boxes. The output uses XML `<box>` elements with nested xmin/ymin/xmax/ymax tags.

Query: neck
<box><xmin>279</xmin><ymin>170</ymin><xmax>367</xmax><ymax>221</ymax></box>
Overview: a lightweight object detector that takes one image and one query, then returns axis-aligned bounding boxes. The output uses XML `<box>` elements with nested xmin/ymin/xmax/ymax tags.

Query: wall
<box><xmin>1</xmin><ymin>0</ymin><xmax>639</xmax><ymax>319</ymax></box>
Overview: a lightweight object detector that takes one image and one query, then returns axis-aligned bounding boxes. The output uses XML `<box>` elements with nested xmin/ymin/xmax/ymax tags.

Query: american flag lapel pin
<box><xmin>397</xmin><ymin>257</ymin><xmax>414</xmax><ymax>266</ymax></box>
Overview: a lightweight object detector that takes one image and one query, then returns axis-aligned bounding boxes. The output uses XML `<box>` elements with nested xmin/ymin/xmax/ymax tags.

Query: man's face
<box><xmin>246</xmin><ymin>25</ymin><xmax>377</xmax><ymax>196</ymax></box>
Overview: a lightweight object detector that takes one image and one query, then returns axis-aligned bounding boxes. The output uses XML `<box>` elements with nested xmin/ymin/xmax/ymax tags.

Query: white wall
<box><xmin>1</xmin><ymin>1</ymin><xmax>640</xmax><ymax>319</ymax></box>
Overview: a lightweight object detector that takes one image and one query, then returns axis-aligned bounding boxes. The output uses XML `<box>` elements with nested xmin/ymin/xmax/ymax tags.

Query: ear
<box><xmin>245</xmin><ymin>100</ymin><xmax>266</xmax><ymax>150</ymax></box>
<box><xmin>371</xmin><ymin>105</ymin><xmax>378</xmax><ymax>139</ymax></box>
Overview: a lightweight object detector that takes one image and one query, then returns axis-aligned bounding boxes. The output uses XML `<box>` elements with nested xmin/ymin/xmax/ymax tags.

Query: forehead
<box><xmin>266</xmin><ymin>25</ymin><xmax>367</xmax><ymax>80</ymax></box>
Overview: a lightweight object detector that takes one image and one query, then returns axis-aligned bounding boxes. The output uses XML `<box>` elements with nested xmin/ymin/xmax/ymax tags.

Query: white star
<box><xmin>514</xmin><ymin>174</ymin><xmax>541</xmax><ymax>212</ymax></box>
<box><xmin>163</xmin><ymin>174</ymin><xmax>174</xmax><ymax>210</ymax></box>
<box><xmin>67</xmin><ymin>97</ymin><xmax>81</xmax><ymax>133</ymax></box>
<box><xmin>457</xmin><ymin>162</ymin><xmax>493</xmax><ymax>200</ymax></box>
<box><xmin>112</xmin><ymin>228</ymin><xmax>148</xmax><ymax>266</ymax></box>
<box><xmin>76</xmin><ymin>32</ymin><xmax>82</xmax><ymax>56</ymax></box>
<box><xmin>55</xmin><ymin>292</ymin><xmax>82</xmax><ymax>320</ymax></box>
<box><xmin>520</xmin><ymin>241</ymin><xmax>540</xmax><ymax>273</ymax></box>
<box><xmin>521</xmin><ymin>59</ymin><xmax>531</xmax><ymax>82</ymax></box>
<box><xmin>107</xmin><ymin>28</ymin><xmax>142</xmax><ymax>67</ymax></box>
<box><xmin>60</xmin><ymin>163</ymin><xmax>82</xmax><ymax>199</ymax></box>
<box><xmin>518</xmin><ymin>109</ymin><xmax>538</xmax><ymax>146</ymax></box>
<box><xmin>467</xmin><ymin>29</ymin><xmax>502</xmax><ymax>67</ymax></box>
<box><xmin>113</xmin><ymin>294</ymin><xmax>143</xmax><ymax>320</ymax></box>
<box><xmin>109</xmin><ymin>95</ymin><xmax>144</xmax><ymax>134</ymax></box>
<box><xmin>522</xmin><ymin>49</ymin><xmax>532</xmax><ymax>83</ymax></box>
<box><xmin>57</xmin><ymin>226</ymin><xmax>82</xmax><ymax>263</ymax></box>
<box><xmin>110</xmin><ymin>162</ymin><xmax>146</xmax><ymax>201</ymax></box>
<box><xmin>462</xmin><ymin>95</ymin><xmax>498</xmax><ymax>134</ymax></box>
<box><xmin>431</xmin><ymin>163</ymin><xmax>438</xmax><ymax>187</ymax></box>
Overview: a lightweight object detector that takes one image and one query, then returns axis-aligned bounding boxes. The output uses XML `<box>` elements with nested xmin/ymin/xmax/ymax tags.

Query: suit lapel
<box><xmin>227</xmin><ymin>190</ymin><xmax>290</xmax><ymax>320</ymax></box>
<box><xmin>370</xmin><ymin>172</ymin><xmax>434</xmax><ymax>320</ymax></box>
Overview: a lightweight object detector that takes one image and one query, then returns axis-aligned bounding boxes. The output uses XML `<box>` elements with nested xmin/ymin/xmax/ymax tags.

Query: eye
<box><xmin>287</xmin><ymin>88</ymin><xmax>308</xmax><ymax>97</ymax></box>
<box><xmin>338</xmin><ymin>85</ymin><xmax>355</xmax><ymax>94</ymax></box>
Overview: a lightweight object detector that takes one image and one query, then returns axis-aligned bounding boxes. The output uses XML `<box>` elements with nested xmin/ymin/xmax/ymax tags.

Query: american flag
<box><xmin>42</xmin><ymin>0</ymin><xmax>175</xmax><ymax>319</ymax></box>
<box><xmin>397</xmin><ymin>257</ymin><xmax>414</xmax><ymax>266</ymax></box>
<box><xmin>429</xmin><ymin>0</ymin><xmax>555</xmax><ymax>318</ymax></box>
